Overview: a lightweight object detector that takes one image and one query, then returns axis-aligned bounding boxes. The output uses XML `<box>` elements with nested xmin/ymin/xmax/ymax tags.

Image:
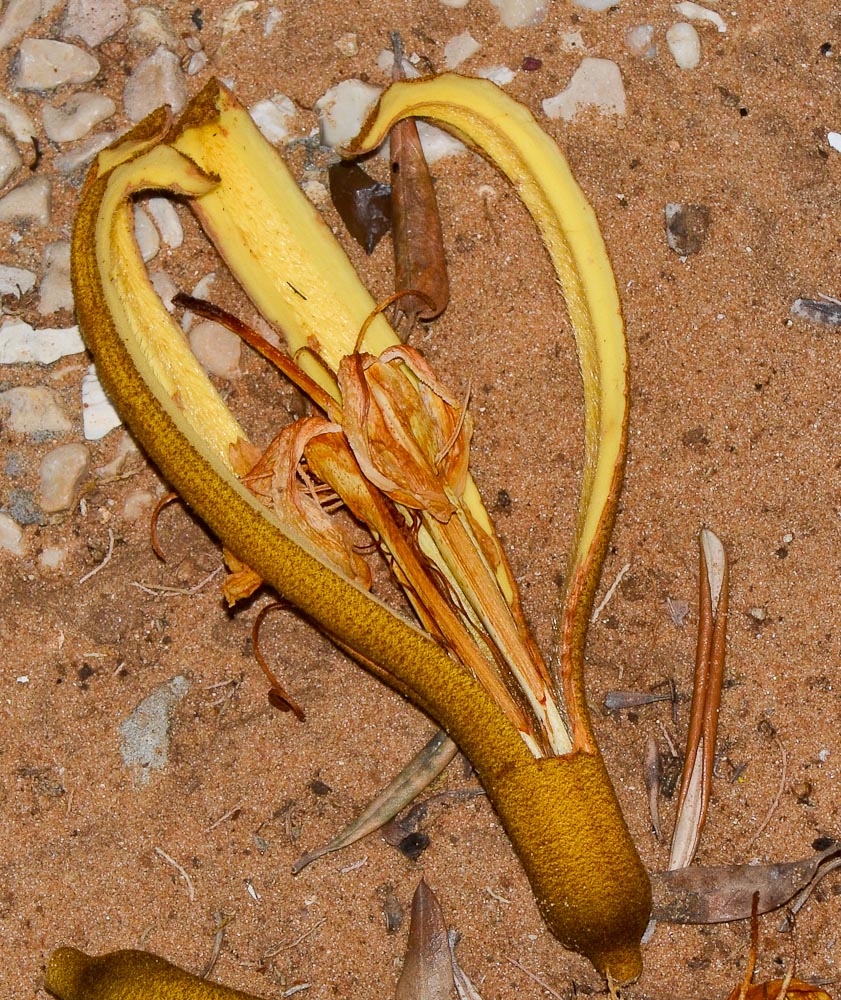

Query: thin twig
<box><xmin>743</xmin><ymin>732</ymin><xmax>788</xmax><ymax>850</ymax></box>
<box><xmin>78</xmin><ymin>528</ymin><xmax>114</xmax><ymax>584</ymax></box>
<box><xmin>154</xmin><ymin>846</ymin><xmax>196</xmax><ymax>902</ymax></box>
<box><xmin>262</xmin><ymin>918</ymin><xmax>327</xmax><ymax>960</ymax></box>
<box><xmin>590</xmin><ymin>562</ymin><xmax>631</xmax><ymax>623</ymax></box>
<box><xmin>507</xmin><ymin>958</ymin><xmax>566</xmax><ymax>1000</ymax></box>
<box><xmin>205</xmin><ymin>804</ymin><xmax>244</xmax><ymax>832</ymax></box>
<box><xmin>131</xmin><ymin>565</ymin><xmax>222</xmax><ymax>596</ymax></box>
<box><xmin>198</xmin><ymin>912</ymin><xmax>232</xmax><ymax>978</ymax></box>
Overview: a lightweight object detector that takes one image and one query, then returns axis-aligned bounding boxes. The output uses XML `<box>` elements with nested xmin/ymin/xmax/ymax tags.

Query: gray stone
<box><xmin>0</xmin><ymin>131</ymin><xmax>22</xmax><ymax>188</ymax></box>
<box><xmin>62</xmin><ymin>0</ymin><xmax>127</xmax><ymax>47</ymax></box>
<box><xmin>119</xmin><ymin>676</ymin><xmax>190</xmax><ymax>785</ymax></box>
<box><xmin>38</xmin><ymin>442</ymin><xmax>90</xmax><ymax>512</ymax></box>
<box><xmin>42</xmin><ymin>92</ymin><xmax>116</xmax><ymax>143</ymax></box>
<box><xmin>123</xmin><ymin>46</ymin><xmax>187</xmax><ymax>123</ymax></box>
<box><xmin>13</xmin><ymin>38</ymin><xmax>100</xmax><ymax>92</ymax></box>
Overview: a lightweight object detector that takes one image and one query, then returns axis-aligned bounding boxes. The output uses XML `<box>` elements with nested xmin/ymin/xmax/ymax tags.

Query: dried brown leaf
<box><xmin>396</xmin><ymin>881</ymin><xmax>456</xmax><ymax>1000</ymax></box>
<box><xmin>651</xmin><ymin>843</ymin><xmax>841</xmax><ymax>924</ymax></box>
<box><xmin>328</xmin><ymin>161</ymin><xmax>391</xmax><ymax>254</ymax></box>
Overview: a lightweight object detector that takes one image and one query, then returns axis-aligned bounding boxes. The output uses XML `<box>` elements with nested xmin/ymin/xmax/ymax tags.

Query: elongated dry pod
<box><xmin>45</xmin><ymin>948</ymin><xmax>267</xmax><ymax>1000</ymax></box>
<box><xmin>70</xmin><ymin>76</ymin><xmax>650</xmax><ymax>980</ymax></box>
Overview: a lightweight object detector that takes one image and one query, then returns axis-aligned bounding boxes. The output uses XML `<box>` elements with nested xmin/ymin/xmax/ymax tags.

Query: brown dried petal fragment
<box><xmin>328</xmin><ymin>161</ymin><xmax>392</xmax><ymax>254</ymax></box>
<box><xmin>650</xmin><ymin>844</ymin><xmax>841</xmax><ymax>924</ymax></box>
<box><xmin>244</xmin><ymin>417</ymin><xmax>372</xmax><ymax>590</ymax></box>
<box><xmin>338</xmin><ymin>346</ymin><xmax>471</xmax><ymax>522</ymax></box>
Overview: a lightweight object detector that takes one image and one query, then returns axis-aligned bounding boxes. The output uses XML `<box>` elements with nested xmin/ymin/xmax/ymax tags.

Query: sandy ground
<box><xmin>2</xmin><ymin>1</ymin><xmax>841</xmax><ymax>997</ymax></box>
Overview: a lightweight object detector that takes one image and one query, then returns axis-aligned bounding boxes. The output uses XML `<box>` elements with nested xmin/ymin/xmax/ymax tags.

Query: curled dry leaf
<box><xmin>651</xmin><ymin>842</ymin><xmax>841</xmax><ymax>924</ymax></box>
<box><xmin>328</xmin><ymin>160</ymin><xmax>392</xmax><ymax>254</ymax></box>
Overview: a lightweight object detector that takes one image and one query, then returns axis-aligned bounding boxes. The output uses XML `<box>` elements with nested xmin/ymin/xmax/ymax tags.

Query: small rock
<box><xmin>444</xmin><ymin>31</ymin><xmax>481</xmax><ymax>70</ymax></box>
<box><xmin>414</xmin><ymin>122</ymin><xmax>466</xmax><ymax>163</ymax></box>
<box><xmin>334</xmin><ymin>32</ymin><xmax>358</xmax><ymax>57</ymax></box>
<box><xmin>0</xmin><ymin>265</ymin><xmax>36</xmax><ymax>301</ymax></box>
<box><xmin>478</xmin><ymin>65</ymin><xmax>517</xmax><ymax>86</ymax></box>
<box><xmin>13</xmin><ymin>38</ymin><xmax>100</xmax><ymax>92</ymax></box>
<box><xmin>573</xmin><ymin>0</ymin><xmax>619</xmax><ymax>7</ymax></box>
<box><xmin>133</xmin><ymin>204</ymin><xmax>160</xmax><ymax>262</ymax></box>
<box><xmin>38</xmin><ymin>241</ymin><xmax>74</xmax><ymax>315</ymax></box>
<box><xmin>625</xmin><ymin>25</ymin><xmax>657</xmax><ymax>58</ymax></box>
<box><xmin>119</xmin><ymin>675</ymin><xmax>190</xmax><ymax>785</ymax></box>
<box><xmin>39</xmin><ymin>545</ymin><xmax>68</xmax><ymax>571</ymax></box>
<box><xmin>38</xmin><ymin>442</ymin><xmax>90</xmax><ymax>513</ymax></box>
<box><xmin>82</xmin><ymin>364</ymin><xmax>122</xmax><ymax>439</ymax></box>
<box><xmin>54</xmin><ymin>130</ymin><xmax>115</xmax><ymax>178</ymax></box>
<box><xmin>122</xmin><ymin>488</ymin><xmax>155</xmax><ymax>521</ymax></box>
<box><xmin>186</xmin><ymin>50</ymin><xmax>208</xmax><ymax>76</ymax></box>
<box><xmin>189</xmin><ymin>320</ymin><xmax>242</xmax><ymax>379</ymax></box>
<box><xmin>123</xmin><ymin>45</ymin><xmax>188</xmax><ymax>123</ymax></box>
<box><xmin>95</xmin><ymin>429</ymin><xmax>139</xmax><ymax>479</ymax></box>
<box><xmin>0</xmin><ymin>0</ymin><xmax>51</xmax><ymax>51</ymax></box>
<box><xmin>0</xmin><ymin>176</ymin><xmax>51</xmax><ymax>226</ymax></box>
<box><xmin>560</xmin><ymin>30</ymin><xmax>586</xmax><ymax>52</ymax></box>
<box><xmin>667</xmin><ymin>22</ymin><xmax>702</xmax><ymax>69</ymax></box>
<box><xmin>828</xmin><ymin>131</ymin><xmax>841</xmax><ymax>154</ymax></box>
<box><xmin>264</xmin><ymin>7</ymin><xmax>283</xmax><ymax>35</ymax></box>
<box><xmin>62</xmin><ymin>0</ymin><xmax>127</xmax><ymax>47</ymax></box>
<box><xmin>0</xmin><ymin>318</ymin><xmax>84</xmax><ymax>364</ymax></box>
<box><xmin>127</xmin><ymin>6</ymin><xmax>179</xmax><ymax>53</ymax></box>
<box><xmin>665</xmin><ymin>202</ymin><xmax>710</xmax><ymax>255</ymax></box>
<box><xmin>0</xmin><ymin>131</ymin><xmax>22</xmax><ymax>188</ymax></box>
<box><xmin>376</xmin><ymin>48</ymin><xmax>420</xmax><ymax>77</ymax></box>
<box><xmin>301</xmin><ymin>179</ymin><xmax>329</xmax><ymax>206</ymax></box>
<box><xmin>316</xmin><ymin>79</ymin><xmax>382</xmax><ymax>149</ymax></box>
<box><xmin>145</xmin><ymin>196</ymin><xmax>183</xmax><ymax>248</ymax></box>
<box><xmin>149</xmin><ymin>269</ymin><xmax>178</xmax><ymax>311</ymax></box>
<box><xmin>0</xmin><ymin>385</ymin><xmax>72</xmax><ymax>435</ymax></box>
<box><xmin>673</xmin><ymin>1</ymin><xmax>726</xmax><ymax>32</ymax></box>
<box><xmin>439</xmin><ymin>0</ymin><xmax>470</xmax><ymax>6</ymax></box>
<box><xmin>5</xmin><ymin>487</ymin><xmax>44</xmax><ymax>524</ymax></box>
<box><xmin>489</xmin><ymin>0</ymin><xmax>547</xmax><ymax>28</ymax></box>
<box><xmin>0</xmin><ymin>511</ymin><xmax>25</xmax><ymax>555</ymax></box>
<box><xmin>249</xmin><ymin>93</ymin><xmax>297</xmax><ymax>144</ymax></box>
<box><xmin>42</xmin><ymin>91</ymin><xmax>116</xmax><ymax>143</ymax></box>
<box><xmin>542</xmin><ymin>58</ymin><xmax>627</xmax><ymax>121</ymax></box>
<box><xmin>790</xmin><ymin>297</ymin><xmax>841</xmax><ymax>329</ymax></box>
<box><xmin>0</xmin><ymin>93</ymin><xmax>37</xmax><ymax>143</ymax></box>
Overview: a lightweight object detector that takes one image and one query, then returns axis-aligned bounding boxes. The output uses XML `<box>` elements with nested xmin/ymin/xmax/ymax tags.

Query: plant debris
<box><xmin>327</xmin><ymin>161</ymin><xmax>392</xmax><ymax>254</ymax></box>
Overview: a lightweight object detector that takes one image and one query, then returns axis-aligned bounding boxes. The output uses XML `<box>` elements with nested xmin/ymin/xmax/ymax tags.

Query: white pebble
<box><xmin>0</xmin><ymin>93</ymin><xmax>37</xmax><ymax>143</ymax></box>
<box><xmin>263</xmin><ymin>6</ymin><xmax>283</xmax><ymax>35</ymax></box>
<box><xmin>316</xmin><ymin>79</ymin><xmax>382</xmax><ymax>149</ymax></box>
<box><xmin>572</xmin><ymin>0</ymin><xmax>619</xmax><ymax>8</ymax></box>
<box><xmin>54</xmin><ymin>130</ymin><xmax>115</xmax><ymax>177</ymax></box>
<box><xmin>133</xmin><ymin>204</ymin><xmax>160</xmax><ymax>262</ymax></box>
<box><xmin>249</xmin><ymin>93</ymin><xmax>297</xmax><ymax>144</ymax></box>
<box><xmin>489</xmin><ymin>0</ymin><xmax>547</xmax><ymax>28</ymax></box>
<box><xmin>560</xmin><ymin>30</ymin><xmax>586</xmax><ymax>51</ymax></box>
<box><xmin>542</xmin><ymin>58</ymin><xmax>626</xmax><ymax>121</ymax></box>
<box><xmin>39</xmin><ymin>546</ymin><xmax>68</xmax><ymax>571</ymax></box>
<box><xmin>828</xmin><ymin>131</ymin><xmax>841</xmax><ymax>154</ymax></box>
<box><xmin>95</xmin><ymin>429</ymin><xmax>138</xmax><ymax>479</ymax></box>
<box><xmin>186</xmin><ymin>49</ymin><xmax>208</xmax><ymax>76</ymax></box>
<box><xmin>301</xmin><ymin>178</ymin><xmax>329</xmax><ymax>206</ymax></box>
<box><xmin>0</xmin><ymin>318</ymin><xmax>84</xmax><ymax>364</ymax></box>
<box><xmin>0</xmin><ymin>385</ymin><xmax>72</xmax><ymax>435</ymax></box>
<box><xmin>128</xmin><ymin>6</ymin><xmax>179</xmax><ymax>52</ymax></box>
<box><xmin>478</xmin><ymin>65</ymin><xmax>517</xmax><ymax>86</ymax></box>
<box><xmin>13</xmin><ymin>38</ymin><xmax>100</xmax><ymax>92</ymax></box>
<box><xmin>0</xmin><ymin>176</ymin><xmax>51</xmax><ymax>226</ymax></box>
<box><xmin>122</xmin><ymin>489</ymin><xmax>155</xmax><ymax>521</ymax></box>
<box><xmin>0</xmin><ymin>511</ymin><xmax>25</xmax><ymax>556</ymax></box>
<box><xmin>415</xmin><ymin>122</ymin><xmax>466</xmax><ymax>163</ymax></box>
<box><xmin>625</xmin><ymin>24</ymin><xmax>657</xmax><ymax>58</ymax></box>
<box><xmin>189</xmin><ymin>320</ymin><xmax>242</xmax><ymax>379</ymax></box>
<box><xmin>146</xmin><ymin>196</ymin><xmax>183</xmax><ymax>248</ymax></box>
<box><xmin>149</xmin><ymin>269</ymin><xmax>178</xmax><ymax>311</ymax></box>
<box><xmin>667</xmin><ymin>22</ymin><xmax>702</xmax><ymax>69</ymax></box>
<box><xmin>376</xmin><ymin>49</ymin><xmax>420</xmax><ymax>78</ymax></box>
<box><xmin>0</xmin><ymin>131</ymin><xmax>23</xmax><ymax>188</ymax></box>
<box><xmin>82</xmin><ymin>364</ymin><xmax>122</xmax><ymax>439</ymax></box>
<box><xmin>62</xmin><ymin>0</ymin><xmax>127</xmax><ymax>47</ymax></box>
<box><xmin>123</xmin><ymin>45</ymin><xmax>188</xmax><ymax>123</ymax></box>
<box><xmin>0</xmin><ymin>265</ymin><xmax>36</xmax><ymax>299</ymax></box>
<box><xmin>38</xmin><ymin>241</ymin><xmax>73</xmax><ymax>315</ymax></box>
<box><xmin>334</xmin><ymin>32</ymin><xmax>358</xmax><ymax>57</ymax></box>
<box><xmin>39</xmin><ymin>442</ymin><xmax>90</xmax><ymax>513</ymax></box>
<box><xmin>42</xmin><ymin>91</ymin><xmax>116</xmax><ymax>143</ymax></box>
<box><xmin>674</xmin><ymin>1</ymin><xmax>726</xmax><ymax>32</ymax></box>
<box><xmin>439</xmin><ymin>0</ymin><xmax>470</xmax><ymax>7</ymax></box>
<box><xmin>444</xmin><ymin>31</ymin><xmax>481</xmax><ymax>70</ymax></box>
<box><xmin>0</xmin><ymin>0</ymin><xmax>46</xmax><ymax>51</ymax></box>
